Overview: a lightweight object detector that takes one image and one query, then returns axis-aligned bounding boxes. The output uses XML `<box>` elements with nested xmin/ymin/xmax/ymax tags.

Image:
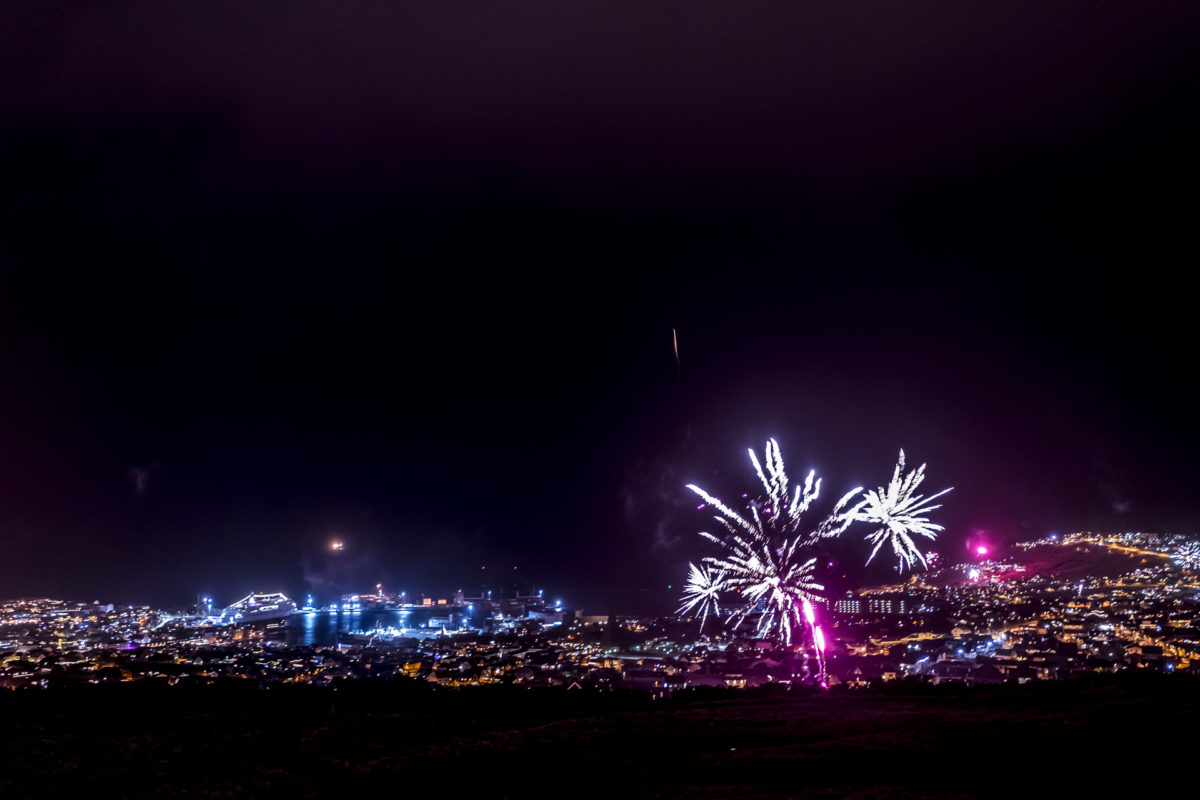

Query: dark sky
<box><xmin>1</xmin><ymin>2</ymin><xmax>1198</xmax><ymax>609</ymax></box>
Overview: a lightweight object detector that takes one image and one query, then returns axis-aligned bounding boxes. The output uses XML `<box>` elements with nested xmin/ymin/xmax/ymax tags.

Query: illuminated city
<box><xmin>4</xmin><ymin>530</ymin><xmax>1197</xmax><ymax>692</ymax></box>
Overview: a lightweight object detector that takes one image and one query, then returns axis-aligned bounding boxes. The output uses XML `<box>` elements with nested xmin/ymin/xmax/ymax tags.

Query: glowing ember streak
<box><xmin>814</xmin><ymin>626</ymin><xmax>826</xmax><ymax>652</ymax></box>
<box><xmin>802</xmin><ymin>598</ymin><xmax>815</xmax><ymax>626</ymax></box>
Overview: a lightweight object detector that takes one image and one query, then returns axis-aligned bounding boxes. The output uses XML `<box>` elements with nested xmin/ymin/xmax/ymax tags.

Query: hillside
<box><xmin>2</xmin><ymin>677</ymin><xmax>1195</xmax><ymax>798</ymax></box>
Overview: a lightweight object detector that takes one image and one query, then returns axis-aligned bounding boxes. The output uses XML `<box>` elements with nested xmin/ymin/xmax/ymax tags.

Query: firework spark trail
<box><xmin>813</xmin><ymin>487</ymin><xmax>866</xmax><ymax>539</ymax></box>
<box><xmin>787</xmin><ymin>469</ymin><xmax>820</xmax><ymax>524</ymax></box>
<box><xmin>752</xmin><ymin>439</ymin><xmax>792</xmax><ymax>516</ymax></box>
<box><xmin>686</xmin><ymin>484</ymin><xmax>759</xmax><ymax>537</ymax></box>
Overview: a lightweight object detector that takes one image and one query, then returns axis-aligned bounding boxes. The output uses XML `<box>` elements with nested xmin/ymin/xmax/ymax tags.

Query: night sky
<box><xmin>2</xmin><ymin>2</ymin><xmax>1198</xmax><ymax>609</ymax></box>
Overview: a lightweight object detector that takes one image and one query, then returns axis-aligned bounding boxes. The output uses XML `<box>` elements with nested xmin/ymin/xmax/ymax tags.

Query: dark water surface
<box><xmin>279</xmin><ymin>609</ymin><xmax>442</xmax><ymax>646</ymax></box>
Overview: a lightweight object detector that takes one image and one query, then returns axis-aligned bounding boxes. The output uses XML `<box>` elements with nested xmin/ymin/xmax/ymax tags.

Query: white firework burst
<box><xmin>857</xmin><ymin>449</ymin><xmax>953</xmax><ymax>571</ymax></box>
<box><xmin>684</xmin><ymin>439</ymin><xmax>845</xmax><ymax>645</ymax></box>
<box><xmin>677</xmin><ymin>562</ymin><xmax>724</xmax><ymax>631</ymax></box>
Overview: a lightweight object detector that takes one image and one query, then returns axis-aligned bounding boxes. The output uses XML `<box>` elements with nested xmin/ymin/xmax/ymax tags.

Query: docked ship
<box><xmin>222</xmin><ymin>592</ymin><xmax>296</xmax><ymax>624</ymax></box>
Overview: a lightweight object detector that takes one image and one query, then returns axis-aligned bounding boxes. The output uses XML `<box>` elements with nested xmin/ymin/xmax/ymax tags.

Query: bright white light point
<box><xmin>814</xmin><ymin>626</ymin><xmax>826</xmax><ymax>652</ymax></box>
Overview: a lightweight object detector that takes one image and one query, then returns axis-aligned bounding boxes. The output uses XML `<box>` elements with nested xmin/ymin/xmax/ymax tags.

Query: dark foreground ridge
<box><xmin>2</xmin><ymin>674</ymin><xmax>1196</xmax><ymax>798</ymax></box>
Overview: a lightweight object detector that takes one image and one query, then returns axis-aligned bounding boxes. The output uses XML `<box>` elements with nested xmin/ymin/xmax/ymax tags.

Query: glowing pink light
<box><xmin>802</xmin><ymin>598</ymin><xmax>816</xmax><ymax>626</ymax></box>
<box><xmin>696</xmin><ymin>504</ymin><xmax>706</xmax><ymax>510</ymax></box>
<box><xmin>976</xmin><ymin>546</ymin><xmax>988</xmax><ymax>556</ymax></box>
<box><xmin>814</xmin><ymin>626</ymin><xmax>826</xmax><ymax>652</ymax></box>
